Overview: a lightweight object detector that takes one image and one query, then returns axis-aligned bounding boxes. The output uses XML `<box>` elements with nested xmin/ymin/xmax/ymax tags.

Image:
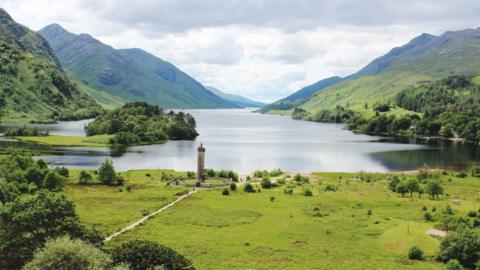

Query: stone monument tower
<box><xmin>197</xmin><ymin>143</ymin><xmax>206</xmax><ymax>182</ymax></box>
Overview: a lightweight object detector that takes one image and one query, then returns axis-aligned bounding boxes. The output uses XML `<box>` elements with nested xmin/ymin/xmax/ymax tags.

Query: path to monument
<box><xmin>104</xmin><ymin>190</ymin><xmax>197</xmax><ymax>242</ymax></box>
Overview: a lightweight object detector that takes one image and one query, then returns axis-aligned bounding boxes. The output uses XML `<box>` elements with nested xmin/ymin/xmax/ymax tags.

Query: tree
<box><xmin>78</xmin><ymin>170</ymin><xmax>93</xmax><ymax>185</ymax></box>
<box><xmin>427</xmin><ymin>181</ymin><xmax>444</xmax><ymax>200</ymax></box>
<box><xmin>408</xmin><ymin>246</ymin><xmax>424</xmax><ymax>260</ymax></box>
<box><xmin>222</xmin><ymin>188</ymin><xmax>229</xmax><ymax>196</ymax></box>
<box><xmin>23</xmin><ymin>236</ymin><xmax>112</xmax><ymax>270</ymax></box>
<box><xmin>396</xmin><ymin>181</ymin><xmax>409</xmax><ymax>197</ymax></box>
<box><xmin>389</xmin><ymin>176</ymin><xmax>400</xmax><ymax>191</ymax></box>
<box><xmin>406</xmin><ymin>178</ymin><xmax>420</xmax><ymax>197</ymax></box>
<box><xmin>43</xmin><ymin>171</ymin><xmax>66</xmax><ymax>191</ymax></box>
<box><xmin>229</xmin><ymin>183</ymin><xmax>237</xmax><ymax>191</ymax></box>
<box><xmin>0</xmin><ymin>178</ymin><xmax>18</xmax><ymax>203</ymax></box>
<box><xmin>111</xmin><ymin>240</ymin><xmax>194</xmax><ymax>270</ymax></box>
<box><xmin>0</xmin><ymin>192</ymin><xmax>101</xmax><ymax>269</ymax></box>
<box><xmin>437</xmin><ymin>226</ymin><xmax>480</xmax><ymax>268</ymax></box>
<box><xmin>55</xmin><ymin>166</ymin><xmax>69</xmax><ymax>177</ymax></box>
<box><xmin>97</xmin><ymin>159</ymin><xmax>121</xmax><ymax>186</ymax></box>
<box><xmin>260</xmin><ymin>178</ymin><xmax>272</xmax><ymax>189</ymax></box>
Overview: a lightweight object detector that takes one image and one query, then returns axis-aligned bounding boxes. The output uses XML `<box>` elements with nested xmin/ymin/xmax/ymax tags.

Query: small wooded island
<box><xmin>86</xmin><ymin>102</ymin><xmax>198</xmax><ymax>146</ymax></box>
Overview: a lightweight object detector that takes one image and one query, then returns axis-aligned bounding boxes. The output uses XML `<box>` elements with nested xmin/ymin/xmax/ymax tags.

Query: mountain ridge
<box><xmin>39</xmin><ymin>23</ymin><xmax>239</xmax><ymax>109</ymax></box>
<box><xmin>205</xmin><ymin>86</ymin><xmax>266</xmax><ymax>108</ymax></box>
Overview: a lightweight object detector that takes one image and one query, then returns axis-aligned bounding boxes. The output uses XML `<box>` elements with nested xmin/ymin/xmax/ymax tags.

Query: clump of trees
<box><xmin>253</xmin><ymin>169</ymin><xmax>283</xmax><ymax>178</ymax></box>
<box><xmin>204</xmin><ymin>169</ymin><xmax>238</xmax><ymax>181</ymax></box>
<box><xmin>389</xmin><ymin>170</ymin><xmax>443</xmax><ymax>200</ymax></box>
<box><xmin>85</xmin><ymin>102</ymin><xmax>198</xmax><ymax>146</ymax></box>
<box><xmin>4</xmin><ymin>126</ymin><xmax>49</xmax><ymax>137</ymax></box>
<box><xmin>436</xmin><ymin>226</ymin><xmax>480</xmax><ymax>269</ymax></box>
<box><xmin>307</xmin><ymin>105</ymin><xmax>357</xmax><ymax>123</ymax></box>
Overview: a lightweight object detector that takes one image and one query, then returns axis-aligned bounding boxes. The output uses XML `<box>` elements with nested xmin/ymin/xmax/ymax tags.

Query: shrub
<box><xmin>243</xmin><ymin>183</ymin><xmax>256</xmax><ymax>193</ymax></box>
<box><xmin>260</xmin><ymin>178</ymin><xmax>272</xmax><ymax>189</ymax></box>
<box><xmin>324</xmin><ymin>184</ymin><xmax>337</xmax><ymax>192</ymax></box>
<box><xmin>437</xmin><ymin>226</ymin><xmax>480</xmax><ymax>268</ymax></box>
<box><xmin>78</xmin><ymin>171</ymin><xmax>92</xmax><ymax>185</ymax></box>
<box><xmin>424</xmin><ymin>212</ymin><xmax>434</xmax><ymax>222</ymax></box>
<box><xmin>222</xmin><ymin>188</ymin><xmax>230</xmax><ymax>196</ymax></box>
<box><xmin>44</xmin><ymin>171</ymin><xmax>66</xmax><ymax>191</ymax></box>
<box><xmin>23</xmin><ymin>236</ymin><xmax>112</xmax><ymax>270</ymax></box>
<box><xmin>471</xmin><ymin>166</ymin><xmax>480</xmax><ymax>178</ymax></box>
<box><xmin>283</xmin><ymin>188</ymin><xmax>293</xmax><ymax>195</ymax></box>
<box><xmin>444</xmin><ymin>259</ymin><xmax>464</xmax><ymax>270</ymax></box>
<box><xmin>304</xmin><ymin>189</ymin><xmax>313</xmax><ymax>196</ymax></box>
<box><xmin>457</xmin><ymin>172</ymin><xmax>468</xmax><ymax>178</ymax></box>
<box><xmin>229</xmin><ymin>183</ymin><xmax>237</xmax><ymax>191</ymax></box>
<box><xmin>270</xmin><ymin>196</ymin><xmax>275</xmax><ymax>202</ymax></box>
<box><xmin>54</xmin><ymin>166</ymin><xmax>69</xmax><ymax>177</ymax></box>
<box><xmin>97</xmin><ymin>159</ymin><xmax>122</xmax><ymax>186</ymax></box>
<box><xmin>111</xmin><ymin>240</ymin><xmax>194</xmax><ymax>270</ymax></box>
<box><xmin>408</xmin><ymin>246</ymin><xmax>424</xmax><ymax>260</ymax></box>
<box><xmin>186</xmin><ymin>171</ymin><xmax>195</xmax><ymax>178</ymax></box>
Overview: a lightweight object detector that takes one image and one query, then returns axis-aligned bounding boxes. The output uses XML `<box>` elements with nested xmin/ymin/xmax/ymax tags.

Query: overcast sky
<box><xmin>2</xmin><ymin>0</ymin><xmax>480</xmax><ymax>102</ymax></box>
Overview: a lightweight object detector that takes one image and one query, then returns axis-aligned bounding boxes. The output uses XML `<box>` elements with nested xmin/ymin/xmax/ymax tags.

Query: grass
<box><xmin>16</xmin><ymin>135</ymin><xmax>113</xmax><ymax>147</ymax></box>
<box><xmin>63</xmin><ymin>169</ymin><xmax>191</xmax><ymax>234</ymax></box>
<box><xmin>61</xmin><ymin>170</ymin><xmax>480</xmax><ymax>269</ymax></box>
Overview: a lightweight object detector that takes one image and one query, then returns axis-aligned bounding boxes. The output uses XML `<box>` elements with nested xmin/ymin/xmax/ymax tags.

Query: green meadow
<box><xmin>16</xmin><ymin>134</ymin><xmax>113</xmax><ymax>147</ymax></box>
<box><xmin>62</xmin><ymin>170</ymin><xmax>480</xmax><ymax>269</ymax></box>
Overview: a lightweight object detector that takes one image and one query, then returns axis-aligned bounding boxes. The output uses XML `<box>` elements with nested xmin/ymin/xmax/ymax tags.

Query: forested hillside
<box><xmin>0</xmin><ymin>8</ymin><xmax>102</xmax><ymax>122</ymax></box>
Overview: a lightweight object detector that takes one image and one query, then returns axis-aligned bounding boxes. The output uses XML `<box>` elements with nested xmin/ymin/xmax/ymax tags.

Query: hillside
<box><xmin>260</xmin><ymin>76</ymin><xmax>343</xmax><ymax>112</ymax></box>
<box><xmin>0</xmin><ymin>9</ymin><xmax>102</xmax><ymax>122</ymax></box>
<box><xmin>205</xmin><ymin>86</ymin><xmax>266</xmax><ymax>108</ymax></box>
<box><xmin>266</xmin><ymin>28</ymin><xmax>480</xmax><ymax>115</ymax></box>
<box><xmin>39</xmin><ymin>24</ymin><xmax>238</xmax><ymax>109</ymax></box>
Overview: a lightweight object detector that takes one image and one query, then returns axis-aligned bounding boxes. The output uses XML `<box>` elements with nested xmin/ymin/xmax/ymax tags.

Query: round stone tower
<box><xmin>197</xmin><ymin>143</ymin><xmax>206</xmax><ymax>182</ymax></box>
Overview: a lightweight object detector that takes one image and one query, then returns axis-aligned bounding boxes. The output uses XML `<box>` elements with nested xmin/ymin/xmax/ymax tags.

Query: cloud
<box><xmin>2</xmin><ymin>0</ymin><xmax>480</xmax><ymax>102</ymax></box>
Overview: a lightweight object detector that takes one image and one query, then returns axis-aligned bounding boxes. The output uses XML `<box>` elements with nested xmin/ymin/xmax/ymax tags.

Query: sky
<box><xmin>2</xmin><ymin>0</ymin><xmax>480</xmax><ymax>102</ymax></box>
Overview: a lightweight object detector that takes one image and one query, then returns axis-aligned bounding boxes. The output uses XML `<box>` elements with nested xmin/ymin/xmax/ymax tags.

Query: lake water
<box><xmin>1</xmin><ymin>109</ymin><xmax>479</xmax><ymax>173</ymax></box>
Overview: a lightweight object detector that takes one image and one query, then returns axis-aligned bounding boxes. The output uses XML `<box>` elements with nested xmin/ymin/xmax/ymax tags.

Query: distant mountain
<box><xmin>39</xmin><ymin>24</ymin><xmax>238</xmax><ymax>109</ymax></box>
<box><xmin>205</xmin><ymin>86</ymin><xmax>266</xmax><ymax>108</ymax></box>
<box><xmin>0</xmin><ymin>9</ymin><xmax>102</xmax><ymax>122</ymax></box>
<box><xmin>260</xmin><ymin>76</ymin><xmax>343</xmax><ymax>112</ymax></box>
<box><xmin>266</xmin><ymin>28</ymin><xmax>480</xmax><ymax>114</ymax></box>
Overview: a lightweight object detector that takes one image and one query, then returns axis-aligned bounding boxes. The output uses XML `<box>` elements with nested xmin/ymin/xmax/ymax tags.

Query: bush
<box><xmin>78</xmin><ymin>171</ymin><xmax>92</xmax><ymax>185</ymax></box>
<box><xmin>229</xmin><ymin>183</ymin><xmax>237</xmax><ymax>191</ymax></box>
<box><xmin>260</xmin><ymin>178</ymin><xmax>272</xmax><ymax>189</ymax></box>
<box><xmin>54</xmin><ymin>166</ymin><xmax>69</xmax><ymax>177</ymax></box>
<box><xmin>324</xmin><ymin>184</ymin><xmax>337</xmax><ymax>192</ymax></box>
<box><xmin>23</xmin><ymin>236</ymin><xmax>112</xmax><ymax>270</ymax></box>
<box><xmin>437</xmin><ymin>226</ymin><xmax>480</xmax><ymax>268</ymax></box>
<box><xmin>111</xmin><ymin>240</ymin><xmax>194</xmax><ymax>270</ymax></box>
<box><xmin>444</xmin><ymin>259</ymin><xmax>464</xmax><ymax>270</ymax></box>
<box><xmin>243</xmin><ymin>183</ymin><xmax>256</xmax><ymax>193</ymax></box>
<box><xmin>408</xmin><ymin>246</ymin><xmax>424</xmax><ymax>260</ymax></box>
<box><xmin>472</xmin><ymin>166</ymin><xmax>480</xmax><ymax>178</ymax></box>
<box><xmin>303</xmin><ymin>189</ymin><xmax>313</xmax><ymax>196</ymax></box>
<box><xmin>97</xmin><ymin>159</ymin><xmax>122</xmax><ymax>186</ymax></box>
<box><xmin>424</xmin><ymin>212</ymin><xmax>434</xmax><ymax>222</ymax></box>
<box><xmin>283</xmin><ymin>188</ymin><xmax>293</xmax><ymax>195</ymax></box>
<box><xmin>457</xmin><ymin>172</ymin><xmax>468</xmax><ymax>178</ymax></box>
<box><xmin>43</xmin><ymin>171</ymin><xmax>66</xmax><ymax>191</ymax></box>
<box><xmin>222</xmin><ymin>188</ymin><xmax>230</xmax><ymax>196</ymax></box>
<box><xmin>467</xmin><ymin>210</ymin><xmax>477</xmax><ymax>218</ymax></box>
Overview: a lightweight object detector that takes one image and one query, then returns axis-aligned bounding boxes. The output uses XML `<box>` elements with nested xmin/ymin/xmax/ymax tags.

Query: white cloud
<box><xmin>2</xmin><ymin>0</ymin><xmax>480</xmax><ymax>102</ymax></box>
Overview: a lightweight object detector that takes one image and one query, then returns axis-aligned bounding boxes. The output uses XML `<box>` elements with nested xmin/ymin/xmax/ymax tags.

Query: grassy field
<box><xmin>15</xmin><ymin>134</ymin><xmax>113</xmax><ymax>147</ymax></box>
<box><xmin>63</xmin><ymin>169</ymin><xmax>191</xmax><ymax>234</ymax></box>
<box><xmin>59</xmin><ymin>169</ymin><xmax>480</xmax><ymax>269</ymax></box>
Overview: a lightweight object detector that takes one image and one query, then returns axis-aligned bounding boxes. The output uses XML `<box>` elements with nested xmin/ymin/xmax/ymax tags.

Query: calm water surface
<box><xmin>1</xmin><ymin>109</ymin><xmax>479</xmax><ymax>173</ymax></box>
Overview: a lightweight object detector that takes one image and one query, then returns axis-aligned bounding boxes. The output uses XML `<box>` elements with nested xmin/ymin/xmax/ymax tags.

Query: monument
<box><xmin>197</xmin><ymin>143</ymin><xmax>206</xmax><ymax>182</ymax></box>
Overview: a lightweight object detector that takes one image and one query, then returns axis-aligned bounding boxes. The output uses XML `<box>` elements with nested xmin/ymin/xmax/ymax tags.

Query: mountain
<box><xmin>205</xmin><ymin>86</ymin><xmax>266</xmax><ymax>108</ymax></box>
<box><xmin>39</xmin><ymin>24</ymin><xmax>238</xmax><ymax>109</ymax></box>
<box><xmin>267</xmin><ymin>28</ymin><xmax>480</xmax><ymax>115</ymax></box>
<box><xmin>260</xmin><ymin>76</ymin><xmax>343</xmax><ymax>112</ymax></box>
<box><xmin>0</xmin><ymin>9</ymin><xmax>102</xmax><ymax>122</ymax></box>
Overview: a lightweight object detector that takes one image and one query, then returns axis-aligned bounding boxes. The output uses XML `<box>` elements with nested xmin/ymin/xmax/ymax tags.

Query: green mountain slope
<box><xmin>260</xmin><ymin>76</ymin><xmax>343</xmax><ymax>112</ymax></box>
<box><xmin>0</xmin><ymin>9</ymin><xmax>102</xmax><ymax>123</ymax></box>
<box><xmin>267</xmin><ymin>28</ymin><xmax>480</xmax><ymax>115</ymax></box>
<box><xmin>39</xmin><ymin>24</ymin><xmax>238</xmax><ymax>109</ymax></box>
<box><xmin>205</xmin><ymin>86</ymin><xmax>266</xmax><ymax>108</ymax></box>
<box><xmin>303</xmin><ymin>28</ymin><xmax>480</xmax><ymax>112</ymax></box>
